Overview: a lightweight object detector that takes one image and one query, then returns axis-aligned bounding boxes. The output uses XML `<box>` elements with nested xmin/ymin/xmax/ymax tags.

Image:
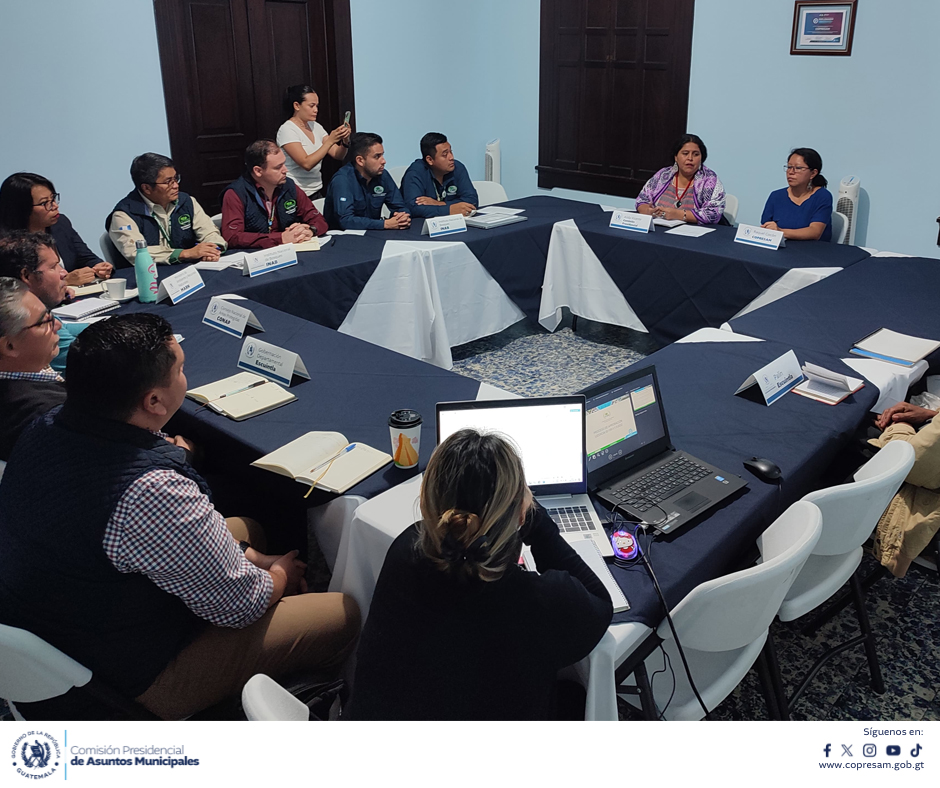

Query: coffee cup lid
<box><xmin>389</xmin><ymin>409</ymin><xmax>422</xmax><ymax>428</ymax></box>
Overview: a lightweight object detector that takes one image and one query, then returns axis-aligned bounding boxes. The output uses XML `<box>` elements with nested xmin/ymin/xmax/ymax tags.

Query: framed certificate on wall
<box><xmin>791</xmin><ymin>1</ymin><xmax>858</xmax><ymax>56</ymax></box>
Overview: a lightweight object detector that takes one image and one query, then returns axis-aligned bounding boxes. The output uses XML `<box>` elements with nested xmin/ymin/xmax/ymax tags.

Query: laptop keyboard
<box><xmin>608</xmin><ymin>456</ymin><xmax>710</xmax><ymax>512</ymax></box>
<box><xmin>546</xmin><ymin>506</ymin><xmax>597</xmax><ymax>533</ymax></box>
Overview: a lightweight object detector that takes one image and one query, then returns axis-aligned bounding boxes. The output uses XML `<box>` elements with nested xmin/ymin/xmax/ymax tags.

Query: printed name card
<box><xmin>421</xmin><ymin>214</ymin><xmax>467</xmax><ymax>238</ymax></box>
<box><xmin>609</xmin><ymin>210</ymin><xmax>653</xmax><ymax>233</ymax></box>
<box><xmin>735</xmin><ymin>349</ymin><xmax>804</xmax><ymax>406</ymax></box>
<box><xmin>202</xmin><ymin>297</ymin><xmax>264</xmax><ymax>339</ymax></box>
<box><xmin>734</xmin><ymin>224</ymin><xmax>785</xmax><ymax>250</ymax></box>
<box><xmin>237</xmin><ymin>337</ymin><xmax>309</xmax><ymax>387</ymax></box>
<box><xmin>242</xmin><ymin>244</ymin><xmax>298</xmax><ymax>277</ymax></box>
<box><xmin>157</xmin><ymin>265</ymin><xmax>205</xmax><ymax>304</ymax></box>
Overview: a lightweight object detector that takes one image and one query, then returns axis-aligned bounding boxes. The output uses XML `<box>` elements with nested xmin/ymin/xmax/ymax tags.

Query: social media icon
<box><xmin>911</xmin><ymin>744</ymin><xmax>922</xmax><ymax>757</ymax></box>
<box><xmin>823</xmin><ymin>744</ymin><xmax>832</xmax><ymax>757</ymax></box>
<box><xmin>886</xmin><ymin>745</ymin><xmax>901</xmax><ymax>756</ymax></box>
<box><xmin>863</xmin><ymin>744</ymin><xmax>876</xmax><ymax>757</ymax></box>
<box><xmin>841</xmin><ymin>744</ymin><xmax>853</xmax><ymax>757</ymax></box>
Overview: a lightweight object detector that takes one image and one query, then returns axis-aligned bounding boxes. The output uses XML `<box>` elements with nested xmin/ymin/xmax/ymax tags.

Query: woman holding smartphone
<box><xmin>276</xmin><ymin>84</ymin><xmax>350</xmax><ymax>199</ymax></box>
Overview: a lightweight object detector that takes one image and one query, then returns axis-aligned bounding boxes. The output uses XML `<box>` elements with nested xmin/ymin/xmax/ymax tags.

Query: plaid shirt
<box><xmin>0</xmin><ymin>367</ymin><xmax>63</xmax><ymax>383</ymax></box>
<box><xmin>103</xmin><ymin>469</ymin><xmax>273</xmax><ymax>628</ymax></box>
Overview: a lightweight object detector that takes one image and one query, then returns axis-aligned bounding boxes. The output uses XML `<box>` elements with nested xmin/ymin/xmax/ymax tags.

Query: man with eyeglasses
<box><xmin>0</xmin><ymin>231</ymin><xmax>81</xmax><ymax>375</ymax></box>
<box><xmin>0</xmin><ymin>277</ymin><xmax>65</xmax><ymax>461</ymax></box>
<box><xmin>107</xmin><ymin>153</ymin><xmax>227</xmax><ymax>265</ymax></box>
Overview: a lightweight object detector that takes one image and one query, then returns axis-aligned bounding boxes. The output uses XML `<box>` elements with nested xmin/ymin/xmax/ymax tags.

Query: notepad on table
<box><xmin>653</xmin><ymin>217</ymin><xmax>685</xmax><ymax>228</ymax></box>
<box><xmin>793</xmin><ymin>362</ymin><xmax>864</xmax><ymax>405</ymax></box>
<box><xmin>251</xmin><ymin>431</ymin><xmax>392</xmax><ymax>494</ymax></box>
<box><xmin>70</xmin><ymin>282</ymin><xmax>106</xmax><ymax>297</ymax></box>
<box><xmin>569</xmin><ymin>540</ymin><xmax>630</xmax><ymax>613</ymax></box>
<box><xmin>52</xmin><ymin>297</ymin><xmax>120</xmax><ymax>321</ymax></box>
<box><xmin>665</xmin><ymin>224</ymin><xmax>716</xmax><ymax>237</ymax></box>
<box><xmin>850</xmin><ymin>328</ymin><xmax>940</xmax><ymax>367</ymax></box>
<box><xmin>186</xmin><ymin>372</ymin><xmax>295</xmax><ymax>421</ymax></box>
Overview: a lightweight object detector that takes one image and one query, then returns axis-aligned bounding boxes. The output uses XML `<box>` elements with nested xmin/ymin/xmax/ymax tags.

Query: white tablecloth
<box><xmin>539</xmin><ymin>220</ymin><xmax>848</xmax><ymax>331</ymax></box>
<box><xmin>338</xmin><ymin>240</ymin><xmax>525</xmax><ymax>369</ymax></box>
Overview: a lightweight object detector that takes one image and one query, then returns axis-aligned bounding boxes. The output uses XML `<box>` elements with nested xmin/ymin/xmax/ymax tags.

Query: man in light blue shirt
<box><xmin>323</xmin><ymin>132</ymin><xmax>410</xmax><ymax>231</ymax></box>
<box><xmin>0</xmin><ymin>231</ymin><xmax>85</xmax><ymax>374</ymax></box>
<box><xmin>401</xmin><ymin>133</ymin><xmax>478</xmax><ymax>219</ymax></box>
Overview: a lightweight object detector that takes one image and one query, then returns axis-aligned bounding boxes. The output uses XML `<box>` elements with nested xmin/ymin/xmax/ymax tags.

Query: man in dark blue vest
<box><xmin>0</xmin><ymin>313</ymin><xmax>360</xmax><ymax>719</ymax></box>
<box><xmin>107</xmin><ymin>153</ymin><xmax>226</xmax><ymax>266</ymax></box>
<box><xmin>401</xmin><ymin>132</ymin><xmax>478</xmax><ymax>220</ymax></box>
<box><xmin>220</xmin><ymin>140</ymin><xmax>328</xmax><ymax>249</ymax></box>
<box><xmin>324</xmin><ymin>132</ymin><xmax>411</xmax><ymax>231</ymax></box>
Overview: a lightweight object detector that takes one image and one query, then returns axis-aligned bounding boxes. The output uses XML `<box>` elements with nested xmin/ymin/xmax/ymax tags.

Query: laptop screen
<box><xmin>436</xmin><ymin>397</ymin><xmax>586</xmax><ymax>494</ymax></box>
<box><xmin>584</xmin><ymin>370</ymin><xmax>667</xmax><ymax>475</ymax></box>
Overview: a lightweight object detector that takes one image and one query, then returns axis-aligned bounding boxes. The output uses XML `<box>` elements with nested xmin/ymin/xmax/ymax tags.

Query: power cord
<box><xmin>613</xmin><ymin>502</ymin><xmax>710</xmax><ymax>720</ymax></box>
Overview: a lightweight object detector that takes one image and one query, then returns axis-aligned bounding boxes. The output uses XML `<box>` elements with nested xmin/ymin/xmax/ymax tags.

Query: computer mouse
<box><xmin>743</xmin><ymin>457</ymin><xmax>781</xmax><ymax>483</ymax></box>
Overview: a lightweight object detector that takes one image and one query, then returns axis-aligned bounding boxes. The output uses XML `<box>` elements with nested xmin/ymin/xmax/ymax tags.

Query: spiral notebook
<box><xmin>52</xmin><ymin>297</ymin><xmax>120</xmax><ymax>321</ymax></box>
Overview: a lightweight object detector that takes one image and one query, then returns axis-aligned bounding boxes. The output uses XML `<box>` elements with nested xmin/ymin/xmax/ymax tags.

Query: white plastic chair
<box><xmin>777</xmin><ymin>440</ymin><xmax>915</xmax><ymax>711</ymax></box>
<box><xmin>242</xmin><ymin>673</ymin><xmax>309</xmax><ymax>721</ymax></box>
<box><xmin>386</xmin><ymin>165</ymin><xmax>408</xmax><ymax>188</ymax></box>
<box><xmin>0</xmin><ymin>458</ymin><xmax>6</xmax><ymax>484</ymax></box>
<box><xmin>98</xmin><ymin>232</ymin><xmax>127</xmax><ymax>267</ymax></box>
<box><xmin>723</xmin><ymin>193</ymin><xmax>739</xmax><ymax>225</ymax></box>
<box><xmin>619</xmin><ymin>501</ymin><xmax>822</xmax><ymax>720</ymax></box>
<box><xmin>210</xmin><ymin>213</ymin><xmax>222</xmax><ymax>230</ymax></box>
<box><xmin>831</xmin><ymin>211</ymin><xmax>848</xmax><ymax>244</ymax></box>
<box><xmin>472</xmin><ymin>180</ymin><xmax>509</xmax><ymax>207</ymax></box>
<box><xmin>0</xmin><ymin>623</ymin><xmax>156</xmax><ymax>720</ymax></box>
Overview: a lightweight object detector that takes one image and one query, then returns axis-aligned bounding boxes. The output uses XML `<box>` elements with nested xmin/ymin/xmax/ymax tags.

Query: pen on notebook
<box><xmin>218</xmin><ymin>380</ymin><xmax>266</xmax><ymax>399</ymax></box>
<box><xmin>308</xmin><ymin>444</ymin><xmax>357</xmax><ymax>474</ymax></box>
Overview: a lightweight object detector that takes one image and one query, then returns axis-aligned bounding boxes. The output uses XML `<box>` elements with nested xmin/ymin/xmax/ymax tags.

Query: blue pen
<box><xmin>309</xmin><ymin>443</ymin><xmax>357</xmax><ymax>474</ymax></box>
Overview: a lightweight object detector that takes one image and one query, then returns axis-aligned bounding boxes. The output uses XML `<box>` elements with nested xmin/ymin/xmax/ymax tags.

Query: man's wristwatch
<box><xmin>238</xmin><ymin>540</ymin><xmax>250</xmax><ymax>553</ymax></box>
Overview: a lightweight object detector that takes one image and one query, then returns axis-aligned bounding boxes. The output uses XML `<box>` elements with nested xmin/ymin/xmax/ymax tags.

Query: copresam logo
<box><xmin>447</xmin><ymin>185</ymin><xmax>457</xmax><ymax>194</ymax></box>
<box><xmin>177</xmin><ymin>213</ymin><xmax>192</xmax><ymax>229</ymax></box>
<box><xmin>11</xmin><ymin>731</ymin><xmax>61</xmax><ymax>780</ymax></box>
<box><xmin>284</xmin><ymin>199</ymin><xmax>297</xmax><ymax>215</ymax></box>
<box><xmin>373</xmin><ymin>185</ymin><xmax>385</xmax><ymax>194</ymax></box>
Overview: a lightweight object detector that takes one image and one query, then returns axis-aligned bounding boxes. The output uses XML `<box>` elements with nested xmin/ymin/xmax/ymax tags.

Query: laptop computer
<box><xmin>436</xmin><ymin>396</ymin><xmax>614</xmax><ymax>557</ymax></box>
<box><xmin>583</xmin><ymin>365</ymin><xmax>747</xmax><ymax>535</ymax></box>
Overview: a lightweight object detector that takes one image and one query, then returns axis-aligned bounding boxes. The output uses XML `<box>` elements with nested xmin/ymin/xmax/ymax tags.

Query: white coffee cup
<box><xmin>104</xmin><ymin>278</ymin><xmax>126</xmax><ymax>299</ymax></box>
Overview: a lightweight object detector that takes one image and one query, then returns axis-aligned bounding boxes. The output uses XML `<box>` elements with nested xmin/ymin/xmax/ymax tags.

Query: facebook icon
<box><xmin>824</xmin><ymin>744</ymin><xmax>832</xmax><ymax>757</ymax></box>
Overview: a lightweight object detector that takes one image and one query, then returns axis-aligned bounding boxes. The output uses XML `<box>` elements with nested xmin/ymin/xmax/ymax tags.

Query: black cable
<box><xmin>614</xmin><ymin>502</ymin><xmax>710</xmax><ymax>719</ymax></box>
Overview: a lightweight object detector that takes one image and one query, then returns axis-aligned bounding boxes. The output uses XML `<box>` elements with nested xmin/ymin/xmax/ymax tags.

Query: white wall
<box><xmin>3</xmin><ymin>1</ymin><xmax>937</xmax><ymax>258</ymax></box>
<box><xmin>0</xmin><ymin>0</ymin><xmax>171</xmax><ymax>249</ymax></box>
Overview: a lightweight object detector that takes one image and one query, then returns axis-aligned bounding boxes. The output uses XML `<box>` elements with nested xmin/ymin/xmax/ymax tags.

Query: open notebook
<box><xmin>186</xmin><ymin>372</ymin><xmax>295</xmax><ymax>421</ymax></box>
<box><xmin>251</xmin><ymin>431</ymin><xmax>391</xmax><ymax>494</ymax></box>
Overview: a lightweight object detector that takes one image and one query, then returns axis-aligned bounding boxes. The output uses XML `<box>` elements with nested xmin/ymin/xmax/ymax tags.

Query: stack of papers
<box><xmin>466</xmin><ymin>206</ymin><xmax>527</xmax><ymax>229</ymax></box>
<box><xmin>851</xmin><ymin>328</ymin><xmax>940</xmax><ymax>367</ymax></box>
<box><xmin>793</xmin><ymin>363</ymin><xmax>864</xmax><ymax>405</ymax></box>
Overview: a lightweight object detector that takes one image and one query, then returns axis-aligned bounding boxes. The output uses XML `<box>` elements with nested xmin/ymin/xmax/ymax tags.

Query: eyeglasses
<box><xmin>32</xmin><ymin>193</ymin><xmax>60</xmax><ymax>211</ymax></box>
<box><xmin>22</xmin><ymin>309</ymin><xmax>57</xmax><ymax>334</ymax></box>
<box><xmin>152</xmin><ymin>173</ymin><xmax>182</xmax><ymax>187</ymax></box>
<box><xmin>784</xmin><ymin>165</ymin><xmax>809</xmax><ymax>173</ymax></box>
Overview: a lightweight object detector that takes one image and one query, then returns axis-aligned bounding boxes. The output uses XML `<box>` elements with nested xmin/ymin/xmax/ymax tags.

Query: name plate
<box><xmin>202</xmin><ymin>297</ymin><xmax>264</xmax><ymax>339</ymax></box>
<box><xmin>734</xmin><ymin>224</ymin><xmax>785</xmax><ymax>250</ymax></box>
<box><xmin>237</xmin><ymin>338</ymin><xmax>309</xmax><ymax>387</ymax></box>
<box><xmin>610</xmin><ymin>210</ymin><xmax>653</xmax><ymax>233</ymax></box>
<box><xmin>421</xmin><ymin>214</ymin><xmax>467</xmax><ymax>238</ymax></box>
<box><xmin>242</xmin><ymin>243</ymin><xmax>298</xmax><ymax>277</ymax></box>
<box><xmin>735</xmin><ymin>349</ymin><xmax>804</xmax><ymax>406</ymax></box>
<box><xmin>157</xmin><ymin>265</ymin><xmax>205</xmax><ymax>304</ymax></box>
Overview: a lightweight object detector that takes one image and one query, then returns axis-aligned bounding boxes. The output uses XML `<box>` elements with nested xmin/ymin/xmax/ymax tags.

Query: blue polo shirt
<box><xmin>761</xmin><ymin>187</ymin><xmax>833</xmax><ymax>242</ymax></box>
<box><xmin>400</xmin><ymin>159</ymin><xmax>479</xmax><ymax>219</ymax></box>
<box><xmin>323</xmin><ymin>164</ymin><xmax>408</xmax><ymax>230</ymax></box>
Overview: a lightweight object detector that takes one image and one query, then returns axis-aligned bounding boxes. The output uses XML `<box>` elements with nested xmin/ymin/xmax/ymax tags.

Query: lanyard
<box><xmin>673</xmin><ymin>174</ymin><xmax>693</xmax><ymax>208</ymax></box>
<box><xmin>251</xmin><ymin>186</ymin><xmax>278</xmax><ymax>231</ymax></box>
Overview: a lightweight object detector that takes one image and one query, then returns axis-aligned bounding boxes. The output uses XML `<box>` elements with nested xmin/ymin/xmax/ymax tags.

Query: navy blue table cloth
<box><xmin>573</xmin><ymin>215</ymin><xmax>871</xmax><ymax>345</ymax></box>
<box><xmin>729</xmin><ymin>255</ymin><xmax>940</xmax><ymax>369</ymax></box>
<box><xmin>598</xmin><ymin>338</ymin><xmax>877</xmax><ymax>627</ymax></box>
<box><xmin>121</xmin><ymin>295</ymin><xmax>481</xmax><ymax>500</ymax></box>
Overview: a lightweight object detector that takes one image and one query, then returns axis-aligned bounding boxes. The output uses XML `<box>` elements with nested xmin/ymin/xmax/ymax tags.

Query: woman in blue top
<box><xmin>761</xmin><ymin>148</ymin><xmax>832</xmax><ymax>241</ymax></box>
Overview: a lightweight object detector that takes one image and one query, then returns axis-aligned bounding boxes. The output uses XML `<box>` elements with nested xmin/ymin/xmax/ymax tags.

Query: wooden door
<box><xmin>153</xmin><ymin>0</ymin><xmax>355</xmax><ymax>213</ymax></box>
<box><xmin>537</xmin><ymin>0</ymin><xmax>694</xmax><ymax>198</ymax></box>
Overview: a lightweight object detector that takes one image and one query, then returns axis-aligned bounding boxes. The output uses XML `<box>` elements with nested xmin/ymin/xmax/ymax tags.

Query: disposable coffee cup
<box><xmin>389</xmin><ymin>409</ymin><xmax>422</xmax><ymax>469</ymax></box>
<box><xmin>104</xmin><ymin>278</ymin><xmax>126</xmax><ymax>299</ymax></box>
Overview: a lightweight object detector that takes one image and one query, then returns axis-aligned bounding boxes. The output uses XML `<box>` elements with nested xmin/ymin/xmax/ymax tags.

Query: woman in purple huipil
<box><xmin>635</xmin><ymin>134</ymin><xmax>726</xmax><ymax>225</ymax></box>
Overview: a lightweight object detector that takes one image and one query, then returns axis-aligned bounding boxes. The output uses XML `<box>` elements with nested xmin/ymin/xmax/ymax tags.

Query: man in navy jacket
<box><xmin>401</xmin><ymin>133</ymin><xmax>478</xmax><ymax>219</ymax></box>
<box><xmin>324</xmin><ymin>133</ymin><xmax>410</xmax><ymax>231</ymax></box>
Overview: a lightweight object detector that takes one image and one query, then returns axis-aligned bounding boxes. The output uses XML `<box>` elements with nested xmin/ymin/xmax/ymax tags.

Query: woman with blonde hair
<box><xmin>350</xmin><ymin>428</ymin><xmax>613</xmax><ymax>720</ymax></box>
